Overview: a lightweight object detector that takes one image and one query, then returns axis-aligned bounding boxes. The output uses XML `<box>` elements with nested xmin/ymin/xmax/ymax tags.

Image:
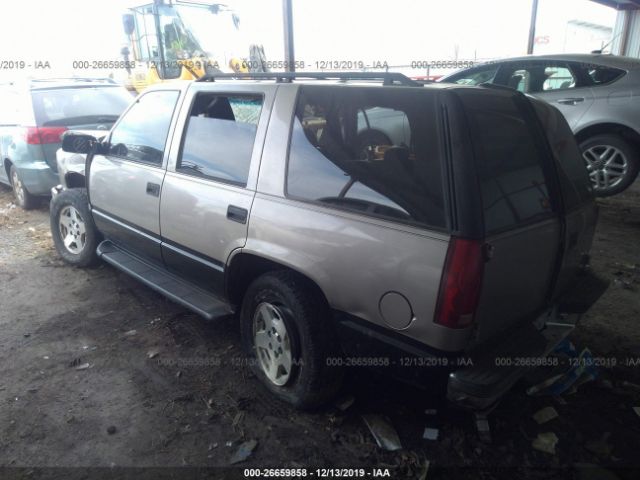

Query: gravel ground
<box><xmin>0</xmin><ymin>181</ymin><xmax>639</xmax><ymax>480</ymax></box>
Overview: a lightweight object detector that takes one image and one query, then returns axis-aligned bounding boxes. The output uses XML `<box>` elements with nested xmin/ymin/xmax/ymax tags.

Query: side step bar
<box><xmin>97</xmin><ymin>240</ymin><xmax>233</xmax><ymax>320</ymax></box>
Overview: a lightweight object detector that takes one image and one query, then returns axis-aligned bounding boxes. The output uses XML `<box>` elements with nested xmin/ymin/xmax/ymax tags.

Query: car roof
<box><xmin>475</xmin><ymin>53</ymin><xmax>640</xmax><ymax>71</ymax></box>
<box><xmin>27</xmin><ymin>78</ymin><xmax>123</xmax><ymax>91</ymax></box>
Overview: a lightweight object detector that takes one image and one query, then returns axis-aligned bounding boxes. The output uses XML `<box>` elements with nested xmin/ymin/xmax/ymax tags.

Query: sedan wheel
<box><xmin>579</xmin><ymin>134</ymin><xmax>639</xmax><ymax>197</ymax></box>
<box><xmin>582</xmin><ymin>144</ymin><xmax>628</xmax><ymax>191</ymax></box>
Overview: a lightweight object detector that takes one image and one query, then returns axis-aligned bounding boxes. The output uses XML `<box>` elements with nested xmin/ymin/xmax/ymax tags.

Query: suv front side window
<box><xmin>176</xmin><ymin>93</ymin><xmax>263</xmax><ymax>186</ymax></box>
<box><xmin>108</xmin><ymin>90</ymin><xmax>180</xmax><ymax>166</ymax></box>
<box><xmin>286</xmin><ymin>86</ymin><xmax>446</xmax><ymax>229</ymax></box>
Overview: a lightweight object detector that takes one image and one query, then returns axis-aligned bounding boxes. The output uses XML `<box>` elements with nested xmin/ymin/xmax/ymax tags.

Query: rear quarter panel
<box><xmin>243</xmin><ymin>84</ymin><xmax>470</xmax><ymax>352</ymax></box>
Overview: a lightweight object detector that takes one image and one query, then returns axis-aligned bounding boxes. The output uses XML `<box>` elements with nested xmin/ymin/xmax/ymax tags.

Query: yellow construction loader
<box><xmin>120</xmin><ymin>0</ymin><xmax>268</xmax><ymax>93</ymax></box>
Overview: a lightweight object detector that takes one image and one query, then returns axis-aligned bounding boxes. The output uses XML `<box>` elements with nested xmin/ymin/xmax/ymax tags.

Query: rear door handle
<box><xmin>557</xmin><ymin>97</ymin><xmax>585</xmax><ymax>105</ymax></box>
<box><xmin>146</xmin><ymin>182</ymin><xmax>160</xmax><ymax>197</ymax></box>
<box><xmin>227</xmin><ymin>205</ymin><xmax>248</xmax><ymax>224</ymax></box>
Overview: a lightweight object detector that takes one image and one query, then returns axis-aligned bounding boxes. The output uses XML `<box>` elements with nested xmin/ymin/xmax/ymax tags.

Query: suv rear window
<box><xmin>31</xmin><ymin>86</ymin><xmax>132</xmax><ymax>127</ymax></box>
<box><xmin>458</xmin><ymin>91</ymin><xmax>554</xmax><ymax>234</ymax></box>
<box><xmin>286</xmin><ymin>86</ymin><xmax>446</xmax><ymax>229</ymax></box>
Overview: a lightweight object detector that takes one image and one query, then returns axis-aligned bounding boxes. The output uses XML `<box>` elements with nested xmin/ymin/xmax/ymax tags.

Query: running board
<box><xmin>97</xmin><ymin>240</ymin><xmax>233</xmax><ymax>320</ymax></box>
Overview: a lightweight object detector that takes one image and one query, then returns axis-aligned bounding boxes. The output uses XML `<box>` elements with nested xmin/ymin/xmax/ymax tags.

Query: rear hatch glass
<box><xmin>30</xmin><ymin>85</ymin><xmax>133</xmax><ymax>169</ymax></box>
<box><xmin>31</xmin><ymin>86</ymin><xmax>132</xmax><ymax>129</ymax></box>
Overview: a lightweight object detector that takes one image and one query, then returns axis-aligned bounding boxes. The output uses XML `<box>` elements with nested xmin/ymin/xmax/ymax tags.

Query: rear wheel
<box><xmin>240</xmin><ymin>271</ymin><xmax>343</xmax><ymax>410</ymax></box>
<box><xmin>580</xmin><ymin>134</ymin><xmax>640</xmax><ymax>196</ymax></box>
<box><xmin>10</xmin><ymin>166</ymin><xmax>39</xmax><ymax>210</ymax></box>
<box><xmin>50</xmin><ymin>188</ymin><xmax>99</xmax><ymax>267</ymax></box>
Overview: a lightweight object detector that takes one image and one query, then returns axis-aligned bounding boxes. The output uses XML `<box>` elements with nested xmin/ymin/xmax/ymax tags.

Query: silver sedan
<box><xmin>441</xmin><ymin>53</ymin><xmax>640</xmax><ymax>196</ymax></box>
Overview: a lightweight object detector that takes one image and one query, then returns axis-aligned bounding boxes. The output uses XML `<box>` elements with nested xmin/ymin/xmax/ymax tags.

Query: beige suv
<box><xmin>49</xmin><ymin>72</ymin><xmax>605</xmax><ymax>409</ymax></box>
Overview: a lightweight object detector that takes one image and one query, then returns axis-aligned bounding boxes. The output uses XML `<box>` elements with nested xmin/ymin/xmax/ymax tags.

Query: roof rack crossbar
<box><xmin>196</xmin><ymin>71</ymin><xmax>421</xmax><ymax>87</ymax></box>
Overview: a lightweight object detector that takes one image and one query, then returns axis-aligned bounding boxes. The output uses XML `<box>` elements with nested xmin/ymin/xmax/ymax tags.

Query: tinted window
<box><xmin>532</xmin><ymin>100</ymin><xmax>592</xmax><ymax>209</ymax></box>
<box><xmin>177</xmin><ymin>93</ymin><xmax>263</xmax><ymax>185</ymax></box>
<box><xmin>31</xmin><ymin>86</ymin><xmax>133</xmax><ymax>127</ymax></box>
<box><xmin>108</xmin><ymin>90</ymin><xmax>179</xmax><ymax>166</ymax></box>
<box><xmin>587</xmin><ymin>65</ymin><xmax>625</xmax><ymax>85</ymax></box>
<box><xmin>459</xmin><ymin>91</ymin><xmax>554</xmax><ymax>233</ymax></box>
<box><xmin>542</xmin><ymin>66</ymin><xmax>576</xmax><ymax>91</ymax></box>
<box><xmin>448</xmin><ymin>65</ymin><xmax>499</xmax><ymax>85</ymax></box>
<box><xmin>503</xmin><ymin>62</ymin><xmax>576</xmax><ymax>93</ymax></box>
<box><xmin>287</xmin><ymin>86</ymin><xmax>446</xmax><ymax>229</ymax></box>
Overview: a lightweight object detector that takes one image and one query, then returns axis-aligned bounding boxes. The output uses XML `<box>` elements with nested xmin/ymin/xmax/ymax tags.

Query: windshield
<box><xmin>158</xmin><ymin>3</ymin><xmax>246</xmax><ymax>67</ymax></box>
<box><xmin>31</xmin><ymin>86</ymin><xmax>133</xmax><ymax>127</ymax></box>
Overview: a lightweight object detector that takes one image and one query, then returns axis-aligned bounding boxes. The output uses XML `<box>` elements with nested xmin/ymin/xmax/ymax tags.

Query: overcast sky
<box><xmin>0</xmin><ymin>0</ymin><xmax>617</xmax><ymax>81</ymax></box>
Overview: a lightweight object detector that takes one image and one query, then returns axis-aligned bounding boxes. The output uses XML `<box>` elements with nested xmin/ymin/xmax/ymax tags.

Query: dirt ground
<box><xmin>0</xmin><ymin>181</ymin><xmax>639</xmax><ymax>480</ymax></box>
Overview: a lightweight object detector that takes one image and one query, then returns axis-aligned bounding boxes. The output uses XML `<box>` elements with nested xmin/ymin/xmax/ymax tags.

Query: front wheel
<box><xmin>50</xmin><ymin>188</ymin><xmax>99</xmax><ymax>267</ymax></box>
<box><xmin>240</xmin><ymin>271</ymin><xmax>343</xmax><ymax>410</ymax></box>
<box><xmin>580</xmin><ymin>134</ymin><xmax>640</xmax><ymax>197</ymax></box>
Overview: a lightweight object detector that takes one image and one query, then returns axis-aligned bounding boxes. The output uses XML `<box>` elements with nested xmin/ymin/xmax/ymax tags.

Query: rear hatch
<box><xmin>30</xmin><ymin>85</ymin><xmax>132</xmax><ymax>171</ymax></box>
<box><xmin>530</xmin><ymin>98</ymin><xmax>599</xmax><ymax>301</ymax></box>
<box><xmin>453</xmin><ymin>87</ymin><xmax>598</xmax><ymax>345</ymax></box>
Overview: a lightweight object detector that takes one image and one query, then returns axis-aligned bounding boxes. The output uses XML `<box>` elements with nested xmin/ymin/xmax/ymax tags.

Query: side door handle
<box><xmin>557</xmin><ymin>97</ymin><xmax>585</xmax><ymax>105</ymax></box>
<box><xmin>227</xmin><ymin>205</ymin><xmax>248</xmax><ymax>224</ymax></box>
<box><xmin>146</xmin><ymin>182</ymin><xmax>160</xmax><ymax>197</ymax></box>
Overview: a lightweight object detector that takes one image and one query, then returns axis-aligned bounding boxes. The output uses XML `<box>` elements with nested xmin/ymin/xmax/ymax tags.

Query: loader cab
<box><xmin>122</xmin><ymin>0</ymin><xmax>244</xmax><ymax>87</ymax></box>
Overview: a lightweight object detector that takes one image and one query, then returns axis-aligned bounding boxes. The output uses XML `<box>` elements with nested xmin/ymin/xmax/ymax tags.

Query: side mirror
<box><xmin>122</xmin><ymin>13</ymin><xmax>135</xmax><ymax>36</ymax></box>
<box><xmin>61</xmin><ymin>132</ymin><xmax>99</xmax><ymax>154</ymax></box>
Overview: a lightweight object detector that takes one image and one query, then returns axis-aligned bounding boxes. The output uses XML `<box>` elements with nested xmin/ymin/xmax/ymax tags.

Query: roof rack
<box><xmin>196</xmin><ymin>71</ymin><xmax>421</xmax><ymax>87</ymax></box>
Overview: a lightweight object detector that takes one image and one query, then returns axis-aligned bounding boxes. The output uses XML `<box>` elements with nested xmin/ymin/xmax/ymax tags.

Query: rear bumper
<box><xmin>334</xmin><ymin>271</ymin><xmax>608</xmax><ymax>410</ymax></box>
<box><xmin>17</xmin><ymin>163</ymin><xmax>58</xmax><ymax>196</ymax></box>
<box><xmin>447</xmin><ymin>313</ymin><xmax>576</xmax><ymax>409</ymax></box>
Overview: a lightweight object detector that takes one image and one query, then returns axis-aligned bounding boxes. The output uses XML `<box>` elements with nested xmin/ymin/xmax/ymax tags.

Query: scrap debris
<box><xmin>475</xmin><ymin>413</ymin><xmax>492</xmax><ymax>444</ymax></box>
<box><xmin>362</xmin><ymin>414</ymin><xmax>402</xmax><ymax>451</ymax></box>
<box><xmin>533</xmin><ymin>406</ymin><xmax>559</xmax><ymax>425</ymax></box>
<box><xmin>422</xmin><ymin>428</ymin><xmax>439</xmax><ymax>441</ymax></box>
<box><xmin>334</xmin><ymin>395</ymin><xmax>355</xmax><ymax>412</ymax></box>
<box><xmin>527</xmin><ymin>341</ymin><xmax>598</xmax><ymax>396</ymax></box>
<box><xmin>229</xmin><ymin>439</ymin><xmax>257</xmax><ymax>464</ymax></box>
<box><xmin>532</xmin><ymin>432</ymin><xmax>559</xmax><ymax>455</ymax></box>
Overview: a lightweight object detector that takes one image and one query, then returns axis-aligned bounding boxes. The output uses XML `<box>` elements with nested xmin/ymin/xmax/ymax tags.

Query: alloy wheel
<box><xmin>11</xmin><ymin>170</ymin><xmax>25</xmax><ymax>205</ymax></box>
<box><xmin>582</xmin><ymin>144</ymin><xmax>629</xmax><ymax>191</ymax></box>
<box><xmin>58</xmin><ymin>206</ymin><xmax>87</xmax><ymax>254</ymax></box>
<box><xmin>252</xmin><ymin>302</ymin><xmax>293</xmax><ymax>386</ymax></box>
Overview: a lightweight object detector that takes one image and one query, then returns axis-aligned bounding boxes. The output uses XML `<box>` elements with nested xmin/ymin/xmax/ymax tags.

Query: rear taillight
<box><xmin>434</xmin><ymin>238</ymin><xmax>485</xmax><ymax>329</ymax></box>
<box><xmin>24</xmin><ymin>127</ymin><xmax>67</xmax><ymax>145</ymax></box>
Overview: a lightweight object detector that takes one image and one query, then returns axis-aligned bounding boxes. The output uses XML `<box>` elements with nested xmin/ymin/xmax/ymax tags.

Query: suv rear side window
<box><xmin>459</xmin><ymin>91</ymin><xmax>554</xmax><ymax>234</ymax></box>
<box><xmin>286</xmin><ymin>86</ymin><xmax>446</xmax><ymax>229</ymax></box>
<box><xmin>177</xmin><ymin>93</ymin><xmax>263</xmax><ymax>186</ymax></box>
<box><xmin>108</xmin><ymin>90</ymin><xmax>180</xmax><ymax>166</ymax></box>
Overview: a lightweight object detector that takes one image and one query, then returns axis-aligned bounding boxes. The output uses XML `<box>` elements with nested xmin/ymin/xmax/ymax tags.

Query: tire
<box><xmin>10</xmin><ymin>165</ymin><xmax>39</xmax><ymax>210</ymax></box>
<box><xmin>579</xmin><ymin>134</ymin><xmax>640</xmax><ymax>197</ymax></box>
<box><xmin>50</xmin><ymin>188</ymin><xmax>100</xmax><ymax>267</ymax></box>
<box><xmin>240</xmin><ymin>271</ymin><xmax>344</xmax><ymax>410</ymax></box>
